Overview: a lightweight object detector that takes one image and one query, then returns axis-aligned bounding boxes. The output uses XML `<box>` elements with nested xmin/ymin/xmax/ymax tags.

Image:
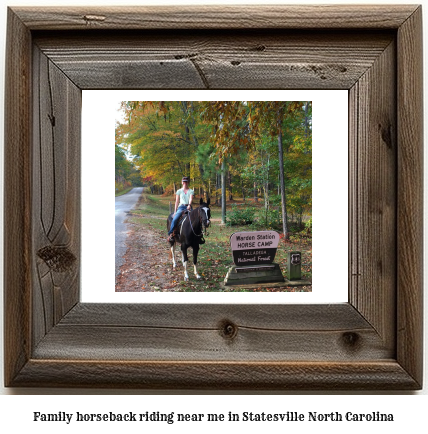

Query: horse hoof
<box><xmin>196</xmin><ymin>275</ymin><xmax>202</xmax><ymax>280</ymax></box>
<box><xmin>184</xmin><ymin>276</ymin><xmax>189</xmax><ymax>281</ymax></box>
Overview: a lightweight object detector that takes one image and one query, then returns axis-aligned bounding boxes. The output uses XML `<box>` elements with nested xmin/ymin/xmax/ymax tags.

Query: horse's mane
<box><xmin>188</xmin><ymin>206</ymin><xmax>202</xmax><ymax>222</ymax></box>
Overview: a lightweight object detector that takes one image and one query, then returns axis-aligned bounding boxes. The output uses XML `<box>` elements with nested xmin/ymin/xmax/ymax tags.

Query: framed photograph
<box><xmin>83</xmin><ymin>89</ymin><xmax>347</xmax><ymax>304</ymax></box>
<box><xmin>111</xmin><ymin>97</ymin><xmax>316</xmax><ymax>294</ymax></box>
<box><xmin>4</xmin><ymin>5</ymin><xmax>423</xmax><ymax>389</ymax></box>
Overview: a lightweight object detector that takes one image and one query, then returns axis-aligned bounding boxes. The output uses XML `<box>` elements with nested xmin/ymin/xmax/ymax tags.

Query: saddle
<box><xmin>168</xmin><ymin>210</ymin><xmax>205</xmax><ymax>244</ymax></box>
<box><xmin>175</xmin><ymin>211</ymin><xmax>188</xmax><ymax>234</ymax></box>
<box><xmin>169</xmin><ymin>211</ymin><xmax>189</xmax><ymax>242</ymax></box>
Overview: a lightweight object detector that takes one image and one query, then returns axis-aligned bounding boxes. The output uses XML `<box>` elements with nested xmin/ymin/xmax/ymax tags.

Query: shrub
<box><xmin>265</xmin><ymin>208</ymin><xmax>282</xmax><ymax>229</ymax></box>
<box><xmin>255</xmin><ymin>207</ymin><xmax>282</xmax><ymax>230</ymax></box>
<box><xmin>305</xmin><ymin>217</ymin><xmax>312</xmax><ymax>234</ymax></box>
<box><xmin>226</xmin><ymin>204</ymin><xmax>256</xmax><ymax>226</ymax></box>
<box><xmin>115</xmin><ymin>180</ymin><xmax>132</xmax><ymax>194</ymax></box>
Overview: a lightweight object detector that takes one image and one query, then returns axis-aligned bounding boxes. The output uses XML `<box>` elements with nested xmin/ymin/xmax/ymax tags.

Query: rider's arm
<box><xmin>174</xmin><ymin>193</ymin><xmax>180</xmax><ymax>214</ymax></box>
<box><xmin>187</xmin><ymin>192</ymin><xmax>194</xmax><ymax>210</ymax></box>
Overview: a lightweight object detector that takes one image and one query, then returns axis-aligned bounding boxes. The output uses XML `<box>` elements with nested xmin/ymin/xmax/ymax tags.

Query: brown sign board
<box><xmin>229</xmin><ymin>231</ymin><xmax>280</xmax><ymax>266</ymax></box>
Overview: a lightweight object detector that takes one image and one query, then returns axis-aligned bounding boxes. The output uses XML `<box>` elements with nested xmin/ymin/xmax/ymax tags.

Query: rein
<box><xmin>188</xmin><ymin>207</ymin><xmax>208</xmax><ymax>237</ymax></box>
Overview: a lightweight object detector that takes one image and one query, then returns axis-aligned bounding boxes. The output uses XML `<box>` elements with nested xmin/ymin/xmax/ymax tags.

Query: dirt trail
<box><xmin>115</xmin><ymin>220</ymin><xmax>181</xmax><ymax>292</ymax></box>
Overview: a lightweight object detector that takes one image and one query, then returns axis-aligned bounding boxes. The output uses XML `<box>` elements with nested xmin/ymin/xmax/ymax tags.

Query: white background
<box><xmin>0</xmin><ymin>0</ymin><xmax>427</xmax><ymax>428</ymax></box>
<box><xmin>82</xmin><ymin>89</ymin><xmax>348</xmax><ymax>303</ymax></box>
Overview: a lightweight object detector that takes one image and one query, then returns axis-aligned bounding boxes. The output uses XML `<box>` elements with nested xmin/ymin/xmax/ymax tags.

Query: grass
<box><xmin>115</xmin><ymin>187</ymin><xmax>134</xmax><ymax>197</ymax></box>
<box><xmin>128</xmin><ymin>191</ymin><xmax>312</xmax><ymax>292</ymax></box>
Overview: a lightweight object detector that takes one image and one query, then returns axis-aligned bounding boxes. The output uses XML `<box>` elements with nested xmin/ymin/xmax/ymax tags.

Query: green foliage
<box><xmin>269</xmin><ymin>194</ymin><xmax>282</xmax><ymax>207</ymax></box>
<box><xmin>116</xmin><ymin>100</ymin><xmax>312</xmax><ymax>229</ymax></box>
<box><xmin>115</xmin><ymin>144</ymin><xmax>143</xmax><ymax>191</ymax></box>
<box><xmin>115</xmin><ymin>145</ymin><xmax>133</xmax><ymax>179</ymax></box>
<box><xmin>256</xmin><ymin>207</ymin><xmax>282</xmax><ymax>230</ymax></box>
<box><xmin>115</xmin><ymin>180</ymin><xmax>132</xmax><ymax>195</ymax></box>
<box><xmin>305</xmin><ymin>217</ymin><xmax>312</xmax><ymax>233</ymax></box>
<box><xmin>128</xmin><ymin>171</ymin><xmax>144</xmax><ymax>187</ymax></box>
<box><xmin>226</xmin><ymin>204</ymin><xmax>256</xmax><ymax>226</ymax></box>
<box><xmin>117</xmin><ymin>101</ymin><xmax>213</xmax><ymax>192</ymax></box>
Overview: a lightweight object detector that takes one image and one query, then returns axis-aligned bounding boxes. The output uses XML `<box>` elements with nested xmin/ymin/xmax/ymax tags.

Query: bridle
<box><xmin>189</xmin><ymin>206</ymin><xmax>210</xmax><ymax>237</ymax></box>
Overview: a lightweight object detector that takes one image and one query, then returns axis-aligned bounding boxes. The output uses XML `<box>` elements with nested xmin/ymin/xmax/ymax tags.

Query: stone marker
<box><xmin>224</xmin><ymin>263</ymin><xmax>285</xmax><ymax>286</ymax></box>
<box><xmin>224</xmin><ymin>230</ymin><xmax>285</xmax><ymax>286</ymax></box>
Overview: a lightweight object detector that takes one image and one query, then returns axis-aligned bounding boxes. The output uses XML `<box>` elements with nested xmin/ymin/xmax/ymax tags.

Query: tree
<box><xmin>282</xmin><ymin>102</ymin><xmax>312</xmax><ymax>227</ymax></box>
<box><xmin>115</xmin><ymin>100</ymin><xmax>311</xmax><ymax>235</ymax></box>
<box><xmin>200</xmin><ymin>101</ymin><xmax>252</xmax><ymax>223</ymax></box>
<box><xmin>201</xmin><ymin>101</ymin><xmax>304</xmax><ymax>237</ymax></box>
<box><xmin>117</xmin><ymin>101</ymin><xmax>214</xmax><ymax>196</ymax></box>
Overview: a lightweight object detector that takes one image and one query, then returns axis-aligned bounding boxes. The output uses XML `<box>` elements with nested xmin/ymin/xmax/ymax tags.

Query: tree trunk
<box><xmin>304</xmin><ymin>101</ymin><xmax>310</xmax><ymax>137</ymax></box>
<box><xmin>181</xmin><ymin>101</ymin><xmax>205</xmax><ymax>186</ymax></box>
<box><xmin>253</xmin><ymin>167</ymin><xmax>258</xmax><ymax>202</ymax></box>
<box><xmin>221</xmin><ymin>160</ymin><xmax>226</xmax><ymax>224</ymax></box>
<box><xmin>215</xmin><ymin>173</ymin><xmax>220</xmax><ymax>205</ymax></box>
<box><xmin>264</xmin><ymin>154</ymin><xmax>270</xmax><ymax>225</ymax></box>
<box><xmin>184</xmin><ymin>123</ymin><xmax>191</xmax><ymax>176</ymax></box>
<box><xmin>265</xmin><ymin>154</ymin><xmax>270</xmax><ymax>210</ymax></box>
<box><xmin>240</xmin><ymin>177</ymin><xmax>246</xmax><ymax>202</ymax></box>
<box><xmin>278</xmin><ymin>130</ymin><xmax>289</xmax><ymax>239</ymax></box>
<box><xmin>228</xmin><ymin>171</ymin><xmax>233</xmax><ymax>200</ymax></box>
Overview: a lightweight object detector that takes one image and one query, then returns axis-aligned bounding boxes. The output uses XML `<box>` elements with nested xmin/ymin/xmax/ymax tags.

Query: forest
<box><xmin>115</xmin><ymin>101</ymin><xmax>312</xmax><ymax>236</ymax></box>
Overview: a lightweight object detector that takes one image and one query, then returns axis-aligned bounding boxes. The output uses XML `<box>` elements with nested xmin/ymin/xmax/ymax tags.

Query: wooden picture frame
<box><xmin>4</xmin><ymin>5</ymin><xmax>423</xmax><ymax>390</ymax></box>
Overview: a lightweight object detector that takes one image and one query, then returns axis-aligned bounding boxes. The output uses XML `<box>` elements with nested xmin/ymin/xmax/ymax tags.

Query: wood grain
<box><xmin>396</xmin><ymin>6</ymin><xmax>424</xmax><ymax>387</ymax></box>
<box><xmin>12</xmin><ymin>5</ymin><xmax>419</xmax><ymax>30</ymax></box>
<box><xmin>60</xmin><ymin>303</ymin><xmax>369</xmax><ymax>329</ymax></box>
<box><xmin>34</xmin><ymin>31</ymin><xmax>393</xmax><ymax>89</ymax></box>
<box><xmin>3</xmin><ymin>5</ymin><xmax>423</xmax><ymax>390</ymax></box>
<box><xmin>4</xmin><ymin>8</ymin><xmax>32</xmax><ymax>389</ymax></box>
<box><xmin>31</xmin><ymin>303</ymin><xmax>391</xmax><ymax>363</ymax></box>
<box><xmin>32</xmin><ymin>46</ymin><xmax>81</xmax><ymax>347</ymax></box>
<box><xmin>12</xmin><ymin>360</ymin><xmax>419</xmax><ymax>390</ymax></box>
<box><xmin>349</xmin><ymin>39</ymin><xmax>397</xmax><ymax>350</ymax></box>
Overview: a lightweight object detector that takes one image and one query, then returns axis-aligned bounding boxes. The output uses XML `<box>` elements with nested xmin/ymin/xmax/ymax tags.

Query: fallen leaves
<box><xmin>116</xmin><ymin>201</ymin><xmax>312</xmax><ymax>293</ymax></box>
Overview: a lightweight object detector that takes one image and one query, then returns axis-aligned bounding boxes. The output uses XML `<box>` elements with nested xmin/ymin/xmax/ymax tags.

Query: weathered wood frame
<box><xmin>4</xmin><ymin>5</ymin><xmax>423</xmax><ymax>390</ymax></box>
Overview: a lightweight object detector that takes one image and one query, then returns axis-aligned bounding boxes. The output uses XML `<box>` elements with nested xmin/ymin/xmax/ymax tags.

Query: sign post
<box><xmin>224</xmin><ymin>231</ymin><xmax>285</xmax><ymax>286</ymax></box>
<box><xmin>287</xmin><ymin>251</ymin><xmax>302</xmax><ymax>280</ymax></box>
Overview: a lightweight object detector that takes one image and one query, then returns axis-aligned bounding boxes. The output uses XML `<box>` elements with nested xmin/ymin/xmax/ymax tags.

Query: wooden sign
<box><xmin>229</xmin><ymin>231</ymin><xmax>280</xmax><ymax>266</ymax></box>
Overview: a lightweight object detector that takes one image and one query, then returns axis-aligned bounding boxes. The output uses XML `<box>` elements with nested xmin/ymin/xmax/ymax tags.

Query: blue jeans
<box><xmin>168</xmin><ymin>204</ymin><xmax>188</xmax><ymax>235</ymax></box>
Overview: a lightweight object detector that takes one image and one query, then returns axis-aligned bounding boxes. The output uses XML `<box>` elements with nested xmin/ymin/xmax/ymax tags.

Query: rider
<box><xmin>167</xmin><ymin>176</ymin><xmax>194</xmax><ymax>242</ymax></box>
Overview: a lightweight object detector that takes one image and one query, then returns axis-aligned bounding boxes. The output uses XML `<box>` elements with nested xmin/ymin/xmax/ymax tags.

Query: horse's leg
<box><xmin>181</xmin><ymin>244</ymin><xmax>189</xmax><ymax>281</ymax></box>
<box><xmin>170</xmin><ymin>241</ymin><xmax>176</xmax><ymax>268</ymax></box>
<box><xmin>192</xmin><ymin>243</ymin><xmax>202</xmax><ymax>279</ymax></box>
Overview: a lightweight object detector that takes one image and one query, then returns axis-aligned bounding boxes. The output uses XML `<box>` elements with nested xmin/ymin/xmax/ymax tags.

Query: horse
<box><xmin>167</xmin><ymin>197</ymin><xmax>211</xmax><ymax>281</ymax></box>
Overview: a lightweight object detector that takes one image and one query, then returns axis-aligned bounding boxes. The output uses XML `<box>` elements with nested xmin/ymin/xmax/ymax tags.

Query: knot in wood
<box><xmin>219</xmin><ymin>320</ymin><xmax>238</xmax><ymax>340</ymax></box>
<box><xmin>378</xmin><ymin>122</ymin><xmax>393</xmax><ymax>149</ymax></box>
<box><xmin>37</xmin><ymin>245</ymin><xmax>76</xmax><ymax>272</ymax></box>
<box><xmin>341</xmin><ymin>332</ymin><xmax>361</xmax><ymax>350</ymax></box>
<box><xmin>83</xmin><ymin>15</ymin><xmax>106</xmax><ymax>23</ymax></box>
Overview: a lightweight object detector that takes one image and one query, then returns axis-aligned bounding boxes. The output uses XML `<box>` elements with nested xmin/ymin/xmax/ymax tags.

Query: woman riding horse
<box><xmin>167</xmin><ymin>177</ymin><xmax>211</xmax><ymax>281</ymax></box>
<box><xmin>167</xmin><ymin>176</ymin><xmax>194</xmax><ymax>242</ymax></box>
